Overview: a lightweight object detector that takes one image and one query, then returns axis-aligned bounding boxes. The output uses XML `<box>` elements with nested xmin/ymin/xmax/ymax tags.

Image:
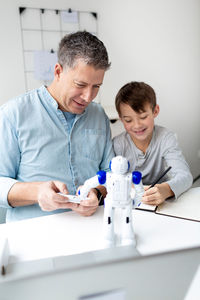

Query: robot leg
<box><xmin>103</xmin><ymin>197</ymin><xmax>114</xmax><ymax>247</ymax></box>
<box><xmin>121</xmin><ymin>205</ymin><xmax>136</xmax><ymax>246</ymax></box>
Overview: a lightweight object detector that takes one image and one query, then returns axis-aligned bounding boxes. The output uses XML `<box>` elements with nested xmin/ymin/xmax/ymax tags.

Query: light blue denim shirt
<box><xmin>0</xmin><ymin>86</ymin><xmax>114</xmax><ymax>222</ymax></box>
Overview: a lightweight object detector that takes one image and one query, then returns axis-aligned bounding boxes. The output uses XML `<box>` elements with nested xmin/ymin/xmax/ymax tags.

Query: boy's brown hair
<box><xmin>115</xmin><ymin>81</ymin><xmax>157</xmax><ymax>116</ymax></box>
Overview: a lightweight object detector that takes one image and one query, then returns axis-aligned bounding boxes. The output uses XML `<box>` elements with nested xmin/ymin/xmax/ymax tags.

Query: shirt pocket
<box><xmin>83</xmin><ymin>128</ymin><xmax>106</xmax><ymax>161</ymax></box>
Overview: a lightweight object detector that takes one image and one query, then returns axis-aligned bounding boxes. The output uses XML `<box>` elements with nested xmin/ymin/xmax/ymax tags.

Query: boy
<box><xmin>113</xmin><ymin>81</ymin><xmax>193</xmax><ymax>205</ymax></box>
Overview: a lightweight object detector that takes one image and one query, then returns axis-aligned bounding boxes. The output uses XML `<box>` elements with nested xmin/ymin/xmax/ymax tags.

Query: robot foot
<box><xmin>121</xmin><ymin>218</ymin><xmax>136</xmax><ymax>246</ymax></box>
<box><xmin>103</xmin><ymin>221</ymin><xmax>115</xmax><ymax>248</ymax></box>
<box><xmin>103</xmin><ymin>238</ymin><xmax>115</xmax><ymax>248</ymax></box>
<box><xmin>121</xmin><ymin>237</ymin><xmax>136</xmax><ymax>247</ymax></box>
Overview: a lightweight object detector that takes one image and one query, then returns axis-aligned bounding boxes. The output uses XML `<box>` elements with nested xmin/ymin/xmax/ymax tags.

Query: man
<box><xmin>0</xmin><ymin>31</ymin><xmax>114</xmax><ymax>222</ymax></box>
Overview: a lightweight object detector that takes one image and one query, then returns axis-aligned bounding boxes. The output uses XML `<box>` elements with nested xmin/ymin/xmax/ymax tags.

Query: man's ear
<box><xmin>153</xmin><ymin>104</ymin><xmax>160</xmax><ymax>118</ymax></box>
<box><xmin>54</xmin><ymin>63</ymin><xmax>63</xmax><ymax>79</ymax></box>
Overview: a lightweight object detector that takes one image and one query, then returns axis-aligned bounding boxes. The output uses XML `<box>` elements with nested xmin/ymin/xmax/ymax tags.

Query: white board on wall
<box><xmin>19</xmin><ymin>7</ymin><xmax>99</xmax><ymax>100</ymax></box>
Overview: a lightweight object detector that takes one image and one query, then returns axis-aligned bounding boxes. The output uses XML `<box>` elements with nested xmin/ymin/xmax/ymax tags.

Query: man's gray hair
<box><xmin>58</xmin><ymin>31</ymin><xmax>111</xmax><ymax>70</ymax></box>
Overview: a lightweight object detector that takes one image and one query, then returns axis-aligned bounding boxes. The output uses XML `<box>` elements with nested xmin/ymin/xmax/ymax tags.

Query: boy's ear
<box><xmin>153</xmin><ymin>104</ymin><xmax>160</xmax><ymax>118</ymax></box>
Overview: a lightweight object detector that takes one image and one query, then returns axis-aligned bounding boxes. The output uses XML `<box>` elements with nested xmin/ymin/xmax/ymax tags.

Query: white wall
<box><xmin>0</xmin><ymin>0</ymin><xmax>200</xmax><ymax>178</ymax></box>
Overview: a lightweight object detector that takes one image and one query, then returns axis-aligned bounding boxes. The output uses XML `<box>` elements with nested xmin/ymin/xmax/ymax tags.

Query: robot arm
<box><xmin>130</xmin><ymin>187</ymin><xmax>135</xmax><ymax>200</ymax></box>
<box><xmin>132</xmin><ymin>171</ymin><xmax>144</xmax><ymax>207</ymax></box>
<box><xmin>78</xmin><ymin>171</ymin><xmax>106</xmax><ymax>199</ymax></box>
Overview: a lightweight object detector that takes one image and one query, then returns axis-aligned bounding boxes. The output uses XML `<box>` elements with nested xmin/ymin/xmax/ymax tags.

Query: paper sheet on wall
<box><xmin>61</xmin><ymin>11</ymin><xmax>78</xmax><ymax>23</ymax></box>
<box><xmin>34</xmin><ymin>51</ymin><xmax>57</xmax><ymax>81</ymax></box>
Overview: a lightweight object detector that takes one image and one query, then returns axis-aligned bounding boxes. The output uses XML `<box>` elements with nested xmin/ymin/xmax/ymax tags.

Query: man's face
<box><xmin>54</xmin><ymin>60</ymin><xmax>105</xmax><ymax>114</ymax></box>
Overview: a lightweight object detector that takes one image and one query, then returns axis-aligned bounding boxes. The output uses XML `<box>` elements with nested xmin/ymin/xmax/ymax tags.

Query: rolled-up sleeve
<box><xmin>0</xmin><ymin>111</ymin><xmax>20</xmax><ymax>208</ymax></box>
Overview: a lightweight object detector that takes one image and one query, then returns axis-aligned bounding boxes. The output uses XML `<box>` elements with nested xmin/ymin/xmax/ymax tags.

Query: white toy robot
<box><xmin>79</xmin><ymin>156</ymin><xmax>143</xmax><ymax>247</ymax></box>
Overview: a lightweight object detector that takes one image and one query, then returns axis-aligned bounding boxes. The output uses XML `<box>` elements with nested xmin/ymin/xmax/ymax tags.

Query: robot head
<box><xmin>109</xmin><ymin>156</ymin><xmax>130</xmax><ymax>175</ymax></box>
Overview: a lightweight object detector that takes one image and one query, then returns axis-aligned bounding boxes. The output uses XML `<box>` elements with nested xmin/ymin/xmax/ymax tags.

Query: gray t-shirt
<box><xmin>113</xmin><ymin>125</ymin><xmax>193</xmax><ymax>198</ymax></box>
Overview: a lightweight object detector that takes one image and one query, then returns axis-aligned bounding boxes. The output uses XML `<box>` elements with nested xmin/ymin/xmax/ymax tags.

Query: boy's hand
<box><xmin>142</xmin><ymin>183</ymin><xmax>174</xmax><ymax>206</ymax></box>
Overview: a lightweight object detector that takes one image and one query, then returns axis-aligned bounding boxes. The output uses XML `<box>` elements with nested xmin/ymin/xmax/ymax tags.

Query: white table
<box><xmin>0</xmin><ymin>207</ymin><xmax>200</xmax><ymax>299</ymax></box>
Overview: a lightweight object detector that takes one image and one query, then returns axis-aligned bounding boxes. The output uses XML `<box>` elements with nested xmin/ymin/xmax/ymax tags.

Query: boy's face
<box><xmin>119</xmin><ymin>102</ymin><xmax>159</xmax><ymax>146</ymax></box>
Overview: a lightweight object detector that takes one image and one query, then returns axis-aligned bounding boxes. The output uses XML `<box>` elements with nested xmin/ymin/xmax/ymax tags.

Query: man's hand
<box><xmin>8</xmin><ymin>180</ymin><xmax>100</xmax><ymax>216</ymax></box>
<box><xmin>37</xmin><ymin>181</ymin><xmax>78</xmax><ymax>211</ymax></box>
<box><xmin>69</xmin><ymin>188</ymin><xmax>99</xmax><ymax>217</ymax></box>
<box><xmin>142</xmin><ymin>183</ymin><xmax>174</xmax><ymax>206</ymax></box>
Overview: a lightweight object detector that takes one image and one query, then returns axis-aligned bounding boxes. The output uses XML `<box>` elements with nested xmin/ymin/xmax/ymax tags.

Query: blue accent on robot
<box><xmin>97</xmin><ymin>170</ymin><xmax>106</xmax><ymax>184</ymax></box>
<box><xmin>132</xmin><ymin>171</ymin><xmax>142</xmax><ymax>185</ymax></box>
